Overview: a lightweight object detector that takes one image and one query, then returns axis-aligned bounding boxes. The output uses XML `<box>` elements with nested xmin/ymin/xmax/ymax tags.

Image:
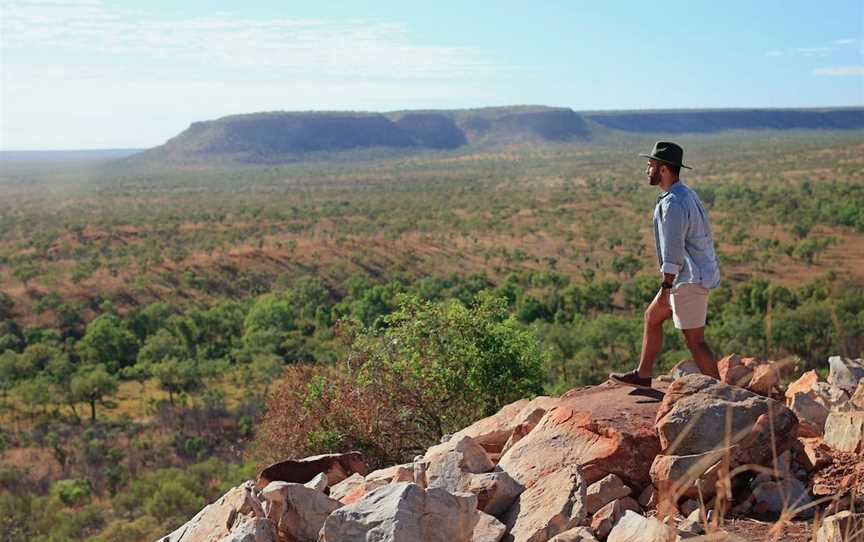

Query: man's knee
<box><xmin>645</xmin><ymin>306</ymin><xmax>670</xmax><ymax>326</ymax></box>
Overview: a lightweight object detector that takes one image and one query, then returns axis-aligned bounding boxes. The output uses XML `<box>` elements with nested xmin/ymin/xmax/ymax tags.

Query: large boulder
<box><xmin>260</xmin><ymin>481</ymin><xmax>341</xmax><ymax>542</ymax></box>
<box><xmin>451</xmin><ymin>397</ymin><xmax>559</xmax><ymax>454</ymax></box>
<box><xmin>823</xmin><ymin>411</ymin><xmax>864</xmax><ymax>453</ymax></box>
<box><xmin>501</xmin><ymin>464</ymin><xmax>587</xmax><ymax>542</ymax></box>
<box><xmin>655</xmin><ymin>374</ymin><xmax>798</xmax><ymax>457</ymax></box>
<box><xmin>157</xmin><ymin>482</ymin><xmax>273</xmax><ymax>542</ymax></box>
<box><xmin>256</xmin><ymin>452</ymin><xmax>366</xmax><ymax>488</ymax></box>
<box><xmin>424</xmin><ymin>436</ymin><xmax>495</xmax><ymax>493</ymax></box>
<box><xmin>498</xmin><ymin>382</ymin><xmax>662</xmax><ymax>489</ymax></box>
<box><xmin>466</xmin><ymin>470</ymin><xmax>524</xmax><ymax>517</ymax></box>
<box><xmin>827</xmin><ymin>356</ymin><xmax>864</xmax><ymax>395</ymax></box>
<box><xmin>319</xmin><ymin>482</ymin><xmax>478</xmax><ymax>542</ymax></box>
<box><xmin>652</xmin><ymin>374</ymin><xmax>798</xmax><ymax>501</ymax></box>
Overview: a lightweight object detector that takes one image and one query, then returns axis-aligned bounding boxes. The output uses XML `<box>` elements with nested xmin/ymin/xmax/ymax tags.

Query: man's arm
<box><xmin>658</xmin><ymin>199</ymin><xmax>686</xmax><ymax>276</ymax></box>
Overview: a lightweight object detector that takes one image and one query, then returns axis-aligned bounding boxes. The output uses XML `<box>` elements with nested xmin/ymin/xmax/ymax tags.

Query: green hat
<box><xmin>639</xmin><ymin>141</ymin><xmax>692</xmax><ymax>169</ymax></box>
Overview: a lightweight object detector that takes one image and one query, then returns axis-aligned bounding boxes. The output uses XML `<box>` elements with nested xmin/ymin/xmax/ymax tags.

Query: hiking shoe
<box><xmin>609</xmin><ymin>370</ymin><xmax>652</xmax><ymax>389</ymax></box>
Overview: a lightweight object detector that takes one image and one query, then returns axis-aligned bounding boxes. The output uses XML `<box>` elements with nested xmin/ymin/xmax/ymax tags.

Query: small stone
<box><xmin>677</xmin><ymin>508</ymin><xmax>704</xmax><ymax>537</ymax></box>
<box><xmin>585</xmin><ymin>473</ymin><xmax>632</xmax><ymax>514</ymax></box>
<box><xmin>606</xmin><ymin>510</ymin><xmax>677</xmax><ymax>542</ymax></box>
<box><xmin>785</xmin><ymin>370</ymin><xmax>819</xmax><ymax>400</ymax></box>
<box><xmin>815</xmin><ymin>510</ymin><xmax>864</xmax><ymax>542</ymax></box>
<box><xmin>590</xmin><ymin>497</ymin><xmax>640</xmax><ymax>540</ymax></box>
<box><xmin>679</xmin><ymin>499</ymin><xmax>699</xmax><ymax>516</ymax></box>
<box><xmin>751</xmin><ymin>478</ymin><xmax>812</xmax><ymax>518</ymax></box>
<box><xmin>548</xmin><ymin>526</ymin><xmax>600</xmax><ymax>542</ymax></box>
<box><xmin>790</xmin><ymin>392</ymin><xmax>829</xmax><ymax>437</ymax></box>
<box><xmin>638</xmin><ymin>485</ymin><xmax>657</xmax><ymax>509</ymax></box>
<box><xmin>472</xmin><ymin>511</ymin><xmax>507</xmax><ymax>542</ymax></box>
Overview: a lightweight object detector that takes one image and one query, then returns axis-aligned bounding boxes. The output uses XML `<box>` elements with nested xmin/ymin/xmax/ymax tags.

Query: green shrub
<box><xmin>50</xmin><ymin>479</ymin><xmax>93</xmax><ymax>507</ymax></box>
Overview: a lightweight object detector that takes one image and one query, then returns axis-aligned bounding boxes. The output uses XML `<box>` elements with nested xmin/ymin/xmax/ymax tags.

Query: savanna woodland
<box><xmin>1</xmin><ymin>121</ymin><xmax>863</xmax><ymax>541</ymax></box>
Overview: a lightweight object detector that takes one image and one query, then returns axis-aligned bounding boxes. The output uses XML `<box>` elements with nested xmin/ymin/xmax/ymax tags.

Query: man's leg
<box><xmin>636</xmin><ymin>289</ymin><xmax>673</xmax><ymax>378</ymax></box>
<box><xmin>681</xmin><ymin>327</ymin><xmax>719</xmax><ymax>379</ymax></box>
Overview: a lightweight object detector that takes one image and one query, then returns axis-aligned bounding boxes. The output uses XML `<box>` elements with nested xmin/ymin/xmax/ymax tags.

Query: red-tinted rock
<box><xmin>498</xmin><ymin>382</ymin><xmax>663</xmax><ymax>488</ymax></box>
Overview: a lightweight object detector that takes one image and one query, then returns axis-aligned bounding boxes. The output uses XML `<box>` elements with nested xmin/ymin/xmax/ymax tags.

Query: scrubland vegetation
<box><xmin>0</xmin><ymin>130</ymin><xmax>862</xmax><ymax>540</ymax></box>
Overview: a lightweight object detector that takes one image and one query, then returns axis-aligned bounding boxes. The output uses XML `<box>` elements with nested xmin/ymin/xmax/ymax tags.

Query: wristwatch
<box><xmin>661</xmin><ymin>281</ymin><xmax>674</xmax><ymax>289</ymax></box>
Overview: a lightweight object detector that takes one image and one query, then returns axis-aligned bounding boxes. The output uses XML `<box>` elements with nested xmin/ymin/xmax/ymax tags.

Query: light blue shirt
<box><xmin>653</xmin><ymin>181</ymin><xmax>721</xmax><ymax>289</ymax></box>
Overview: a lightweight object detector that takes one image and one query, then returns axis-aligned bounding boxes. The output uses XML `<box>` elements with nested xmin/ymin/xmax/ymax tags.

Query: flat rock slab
<box><xmin>498</xmin><ymin>382</ymin><xmax>663</xmax><ymax>488</ymax></box>
<box><xmin>257</xmin><ymin>452</ymin><xmax>366</xmax><ymax>487</ymax></box>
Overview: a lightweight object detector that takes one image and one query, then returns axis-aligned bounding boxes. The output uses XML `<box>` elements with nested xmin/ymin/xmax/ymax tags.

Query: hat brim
<box><xmin>639</xmin><ymin>153</ymin><xmax>692</xmax><ymax>169</ymax></box>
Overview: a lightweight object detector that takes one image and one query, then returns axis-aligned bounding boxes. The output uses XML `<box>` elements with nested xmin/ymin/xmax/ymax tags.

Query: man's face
<box><xmin>646</xmin><ymin>159</ymin><xmax>663</xmax><ymax>186</ymax></box>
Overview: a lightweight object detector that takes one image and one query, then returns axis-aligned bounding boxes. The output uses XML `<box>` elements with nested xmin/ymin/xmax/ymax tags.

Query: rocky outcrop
<box><xmin>159</xmin><ymin>352</ymin><xmax>864</xmax><ymax>542</ymax></box>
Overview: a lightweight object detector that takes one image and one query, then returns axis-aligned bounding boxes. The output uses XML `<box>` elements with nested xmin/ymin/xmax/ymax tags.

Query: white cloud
<box><xmin>765</xmin><ymin>49</ymin><xmax>784</xmax><ymax>57</ymax></box>
<box><xmin>0</xmin><ymin>0</ymin><xmax>499</xmax><ymax>80</ymax></box>
<box><xmin>796</xmin><ymin>47</ymin><xmax>834</xmax><ymax>57</ymax></box>
<box><xmin>833</xmin><ymin>38</ymin><xmax>858</xmax><ymax>46</ymax></box>
<box><xmin>813</xmin><ymin>66</ymin><xmax>864</xmax><ymax>76</ymax></box>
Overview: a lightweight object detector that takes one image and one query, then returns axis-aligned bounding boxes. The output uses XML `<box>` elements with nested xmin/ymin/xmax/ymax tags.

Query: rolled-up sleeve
<box><xmin>658</xmin><ymin>199</ymin><xmax>685</xmax><ymax>275</ymax></box>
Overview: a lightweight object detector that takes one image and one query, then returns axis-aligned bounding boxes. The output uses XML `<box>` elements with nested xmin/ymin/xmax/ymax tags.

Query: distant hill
<box><xmin>0</xmin><ymin>149</ymin><xmax>142</xmax><ymax>164</ymax></box>
<box><xmin>582</xmin><ymin>107</ymin><xmax>864</xmax><ymax>133</ymax></box>
<box><xmin>132</xmin><ymin>106</ymin><xmax>864</xmax><ymax>165</ymax></box>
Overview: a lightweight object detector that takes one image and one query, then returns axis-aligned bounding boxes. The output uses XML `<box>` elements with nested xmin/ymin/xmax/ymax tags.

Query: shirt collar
<box><xmin>657</xmin><ymin>180</ymin><xmax>684</xmax><ymax>202</ymax></box>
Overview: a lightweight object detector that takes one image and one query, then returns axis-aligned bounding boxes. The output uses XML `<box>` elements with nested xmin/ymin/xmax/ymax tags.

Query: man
<box><xmin>611</xmin><ymin>141</ymin><xmax>721</xmax><ymax>389</ymax></box>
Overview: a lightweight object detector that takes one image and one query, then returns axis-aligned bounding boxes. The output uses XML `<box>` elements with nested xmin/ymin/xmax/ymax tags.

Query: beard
<box><xmin>648</xmin><ymin>169</ymin><xmax>661</xmax><ymax>186</ymax></box>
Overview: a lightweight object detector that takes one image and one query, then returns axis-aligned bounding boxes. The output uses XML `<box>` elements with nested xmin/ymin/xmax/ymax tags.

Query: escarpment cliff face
<box><xmin>158</xmin><ymin>354</ymin><xmax>864</xmax><ymax>542</ymax></box>
<box><xmin>134</xmin><ymin>106</ymin><xmax>591</xmax><ymax>165</ymax></box>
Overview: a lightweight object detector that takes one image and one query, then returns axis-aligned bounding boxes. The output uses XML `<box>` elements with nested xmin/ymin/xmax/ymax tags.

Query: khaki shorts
<box><xmin>670</xmin><ymin>283</ymin><xmax>710</xmax><ymax>330</ymax></box>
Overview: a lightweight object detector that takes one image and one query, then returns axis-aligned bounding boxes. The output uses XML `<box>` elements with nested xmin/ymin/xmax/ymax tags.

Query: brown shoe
<box><xmin>609</xmin><ymin>370</ymin><xmax>652</xmax><ymax>389</ymax></box>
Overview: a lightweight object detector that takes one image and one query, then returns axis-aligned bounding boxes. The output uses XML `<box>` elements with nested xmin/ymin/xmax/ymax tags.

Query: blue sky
<box><xmin>1</xmin><ymin>0</ymin><xmax>862</xmax><ymax>149</ymax></box>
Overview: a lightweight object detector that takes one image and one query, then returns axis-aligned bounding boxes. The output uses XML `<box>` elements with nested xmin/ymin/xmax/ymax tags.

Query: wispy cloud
<box><xmin>0</xmin><ymin>0</ymin><xmax>500</xmax><ymax>80</ymax></box>
<box><xmin>813</xmin><ymin>66</ymin><xmax>864</xmax><ymax>77</ymax></box>
<box><xmin>765</xmin><ymin>49</ymin><xmax>784</xmax><ymax>57</ymax></box>
<box><xmin>833</xmin><ymin>38</ymin><xmax>858</xmax><ymax>46</ymax></box>
<box><xmin>796</xmin><ymin>47</ymin><xmax>834</xmax><ymax>58</ymax></box>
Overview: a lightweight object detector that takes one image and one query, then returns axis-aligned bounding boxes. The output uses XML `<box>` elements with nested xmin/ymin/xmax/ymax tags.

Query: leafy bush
<box><xmin>255</xmin><ymin>293</ymin><xmax>545</xmax><ymax>467</ymax></box>
<box><xmin>50</xmin><ymin>479</ymin><xmax>93</xmax><ymax>507</ymax></box>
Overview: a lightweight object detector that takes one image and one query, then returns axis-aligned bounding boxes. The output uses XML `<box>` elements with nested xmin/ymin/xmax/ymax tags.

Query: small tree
<box><xmin>151</xmin><ymin>357</ymin><xmax>201</xmax><ymax>406</ymax></box>
<box><xmin>77</xmin><ymin>314</ymin><xmax>138</xmax><ymax>373</ymax></box>
<box><xmin>70</xmin><ymin>364</ymin><xmax>118</xmax><ymax>423</ymax></box>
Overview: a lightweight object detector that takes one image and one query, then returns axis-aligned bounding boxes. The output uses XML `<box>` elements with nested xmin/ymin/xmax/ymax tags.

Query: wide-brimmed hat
<box><xmin>639</xmin><ymin>141</ymin><xmax>692</xmax><ymax>169</ymax></box>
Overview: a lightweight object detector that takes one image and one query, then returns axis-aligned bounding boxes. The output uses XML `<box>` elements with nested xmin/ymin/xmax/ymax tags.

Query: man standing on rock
<box><xmin>611</xmin><ymin>142</ymin><xmax>721</xmax><ymax>388</ymax></box>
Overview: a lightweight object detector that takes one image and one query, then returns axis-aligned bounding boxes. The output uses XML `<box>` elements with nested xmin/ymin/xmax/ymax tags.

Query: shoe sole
<box><xmin>609</xmin><ymin>375</ymin><xmax>653</xmax><ymax>390</ymax></box>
